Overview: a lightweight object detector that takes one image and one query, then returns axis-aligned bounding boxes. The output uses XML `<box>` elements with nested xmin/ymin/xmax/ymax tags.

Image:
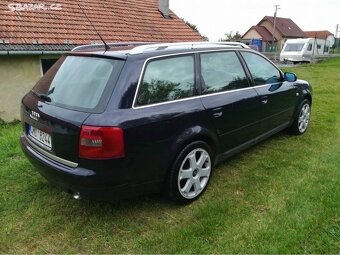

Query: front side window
<box><xmin>241</xmin><ymin>52</ymin><xmax>282</xmax><ymax>85</ymax></box>
<box><xmin>136</xmin><ymin>55</ymin><xmax>195</xmax><ymax>106</ymax></box>
<box><xmin>200</xmin><ymin>51</ymin><xmax>249</xmax><ymax>94</ymax></box>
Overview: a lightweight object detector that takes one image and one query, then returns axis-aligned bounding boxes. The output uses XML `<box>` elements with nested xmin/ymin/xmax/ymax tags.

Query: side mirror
<box><xmin>284</xmin><ymin>72</ymin><xmax>297</xmax><ymax>82</ymax></box>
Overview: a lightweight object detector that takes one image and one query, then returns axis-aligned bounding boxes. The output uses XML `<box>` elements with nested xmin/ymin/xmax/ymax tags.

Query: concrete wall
<box><xmin>243</xmin><ymin>22</ymin><xmax>286</xmax><ymax>51</ymax></box>
<box><xmin>0</xmin><ymin>55</ymin><xmax>41</xmax><ymax>122</ymax></box>
<box><xmin>259</xmin><ymin>20</ymin><xmax>283</xmax><ymax>41</ymax></box>
<box><xmin>242</xmin><ymin>30</ymin><xmax>262</xmax><ymax>40</ymax></box>
<box><xmin>277</xmin><ymin>39</ymin><xmax>286</xmax><ymax>50</ymax></box>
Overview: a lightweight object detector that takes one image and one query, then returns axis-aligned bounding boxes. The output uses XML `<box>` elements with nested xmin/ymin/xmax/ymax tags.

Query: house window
<box><xmin>40</xmin><ymin>58</ymin><xmax>59</xmax><ymax>75</ymax></box>
<box><xmin>317</xmin><ymin>44</ymin><xmax>321</xmax><ymax>50</ymax></box>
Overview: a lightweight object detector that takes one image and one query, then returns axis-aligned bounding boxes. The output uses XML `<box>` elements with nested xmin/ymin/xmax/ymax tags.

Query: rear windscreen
<box><xmin>284</xmin><ymin>43</ymin><xmax>305</xmax><ymax>52</ymax></box>
<box><xmin>32</xmin><ymin>56</ymin><xmax>124</xmax><ymax>112</ymax></box>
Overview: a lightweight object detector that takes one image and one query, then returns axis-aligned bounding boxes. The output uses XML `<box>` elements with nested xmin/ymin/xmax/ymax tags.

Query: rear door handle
<box><xmin>212</xmin><ymin>112</ymin><xmax>223</xmax><ymax>118</ymax></box>
<box><xmin>260</xmin><ymin>96</ymin><xmax>268</xmax><ymax>104</ymax></box>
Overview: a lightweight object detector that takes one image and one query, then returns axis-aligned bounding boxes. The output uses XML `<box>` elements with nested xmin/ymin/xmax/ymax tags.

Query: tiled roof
<box><xmin>245</xmin><ymin>25</ymin><xmax>275</xmax><ymax>42</ymax></box>
<box><xmin>0</xmin><ymin>43</ymin><xmax>76</xmax><ymax>51</ymax></box>
<box><xmin>0</xmin><ymin>0</ymin><xmax>203</xmax><ymax>51</ymax></box>
<box><xmin>304</xmin><ymin>30</ymin><xmax>334</xmax><ymax>39</ymax></box>
<box><xmin>260</xmin><ymin>16</ymin><xmax>305</xmax><ymax>38</ymax></box>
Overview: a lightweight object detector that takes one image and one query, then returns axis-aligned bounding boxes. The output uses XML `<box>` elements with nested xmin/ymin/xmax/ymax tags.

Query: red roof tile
<box><xmin>0</xmin><ymin>0</ymin><xmax>204</xmax><ymax>46</ymax></box>
<box><xmin>244</xmin><ymin>25</ymin><xmax>275</xmax><ymax>42</ymax></box>
<box><xmin>259</xmin><ymin>16</ymin><xmax>305</xmax><ymax>38</ymax></box>
<box><xmin>304</xmin><ymin>30</ymin><xmax>334</xmax><ymax>39</ymax></box>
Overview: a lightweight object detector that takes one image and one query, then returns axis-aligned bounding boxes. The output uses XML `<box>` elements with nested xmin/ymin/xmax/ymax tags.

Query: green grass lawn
<box><xmin>331</xmin><ymin>49</ymin><xmax>340</xmax><ymax>54</ymax></box>
<box><xmin>0</xmin><ymin>59</ymin><xmax>339</xmax><ymax>253</ymax></box>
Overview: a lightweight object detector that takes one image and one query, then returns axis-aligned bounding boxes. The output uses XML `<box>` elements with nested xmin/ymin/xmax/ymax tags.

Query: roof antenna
<box><xmin>78</xmin><ymin>3</ymin><xmax>110</xmax><ymax>51</ymax></box>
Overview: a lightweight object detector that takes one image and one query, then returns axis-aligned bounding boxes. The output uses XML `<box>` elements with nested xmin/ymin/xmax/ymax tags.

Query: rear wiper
<box><xmin>39</xmin><ymin>93</ymin><xmax>52</xmax><ymax>102</ymax></box>
<box><xmin>32</xmin><ymin>90</ymin><xmax>52</xmax><ymax>102</ymax></box>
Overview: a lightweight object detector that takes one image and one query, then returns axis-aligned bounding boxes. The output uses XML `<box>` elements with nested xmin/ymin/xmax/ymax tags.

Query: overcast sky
<box><xmin>170</xmin><ymin>0</ymin><xmax>340</xmax><ymax>41</ymax></box>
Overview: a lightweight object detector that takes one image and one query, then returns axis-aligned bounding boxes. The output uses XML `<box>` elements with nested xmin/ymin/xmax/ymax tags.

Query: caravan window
<box><xmin>284</xmin><ymin>43</ymin><xmax>305</xmax><ymax>52</ymax></box>
<box><xmin>307</xmin><ymin>44</ymin><xmax>313</xmax><ymax>51</ymax></box>
<box><xmin>324</xmin><ymin>44</ymin><xmax>330</xmax><ymax>53</ymax></box>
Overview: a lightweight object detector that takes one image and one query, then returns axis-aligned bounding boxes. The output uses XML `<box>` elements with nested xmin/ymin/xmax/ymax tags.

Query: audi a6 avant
<box><xmin>20</xmin><ymin>42</ymin><xmax>312</xmax><ymax>204</ymax></box>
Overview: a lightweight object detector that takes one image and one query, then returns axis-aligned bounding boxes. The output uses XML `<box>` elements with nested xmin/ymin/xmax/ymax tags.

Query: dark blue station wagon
<box><xmin>20</xmin><ymin>42</ymin><xmax>312</xmax><ymax>204</ymax></box>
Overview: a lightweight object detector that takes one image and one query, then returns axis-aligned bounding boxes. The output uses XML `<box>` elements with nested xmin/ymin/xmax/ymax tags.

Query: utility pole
<box><xmin>272</xmin><ymin>4</ymin><xmax>280</xmax><ymax>60</ymax></box>
<box><xmin>336</xmin><ymin>24</ymin><xmax>339</xmax><ymax>50</ymax></box>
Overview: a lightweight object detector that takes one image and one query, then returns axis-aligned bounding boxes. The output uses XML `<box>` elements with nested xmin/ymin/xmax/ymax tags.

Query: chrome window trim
<box><xmin>26</xmin><ymin>135</ymin><xmax>78</xmax><ymax>168</ymax></box>
<box><xmin>131</xmin><ymin>49</ymin><xmax>274</xmax><ymax>110</ymax></box>
<box><xmin>132</xmin><ymin>83</ymin><xmax>273</xmax><ymax>110</ymax></box>
<box><xmin>132</xmin><ymin>86</ymin><xmax>261</xmax><ymax>109</ymax></box>
<box><xmin>132</xmin><ymin>95</ymin><xmax>201</xmax><ymax>109</ymax></box>
<box><xmin>200</xmin><ymin>85</ymin><xmax>258</xmax><ymax>98</ymax></box>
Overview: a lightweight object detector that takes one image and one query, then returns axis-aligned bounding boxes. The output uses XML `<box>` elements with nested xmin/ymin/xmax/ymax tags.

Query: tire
<box><xmin>167</xmin><ymin>141</ymin><xmax>214</xmax><ymax>204</ymax></box>
<box><xmin>289</xmin><ymin>99</ymin><xmax>311</xmax><ymax>135</ymax></box>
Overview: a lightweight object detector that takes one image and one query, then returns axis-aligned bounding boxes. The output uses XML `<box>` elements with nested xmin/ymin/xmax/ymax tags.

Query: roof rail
<box><xmin>129</xmin><ymin>41</ymin><xmax>250</xmax><ymax>55</ymax></box>
<box><xmin>71</xmin><ymin>42</ymin><xmax>158</xmax><ymax>52</ymax></box>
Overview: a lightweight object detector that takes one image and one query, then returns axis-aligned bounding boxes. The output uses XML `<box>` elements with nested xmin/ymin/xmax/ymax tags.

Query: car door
<box><xmin>240</xmin><ymin>51</ymin><xmax>298</xmax><ymax>133</ymax></box>
<box><xmin>199</xmin><ymin>51</ymin><xmax>262</xmax><ymax>153</ymax></box>
<box><xmin>127</xmin><ymin>53</ymin><xmax>207</xmax><ymax>183</ymax></box>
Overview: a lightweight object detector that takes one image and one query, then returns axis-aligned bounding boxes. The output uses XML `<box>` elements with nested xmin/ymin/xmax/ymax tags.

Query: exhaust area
<box><xmin>72</xmin><ymin>192</ymin><xmax>81</xmax><ymax>200</ymax></box>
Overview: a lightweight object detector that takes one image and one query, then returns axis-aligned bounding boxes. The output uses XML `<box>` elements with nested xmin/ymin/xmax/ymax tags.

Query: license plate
<box><xmin>28</xmin><ymin>125</ymin><xmax>52</xmax><ymax>149</ymax></box>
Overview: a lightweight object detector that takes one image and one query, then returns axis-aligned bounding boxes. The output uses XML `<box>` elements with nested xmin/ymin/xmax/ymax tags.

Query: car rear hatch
<box><xmin>21</xmin><ymin>54</ymin><xmax>125</xmax><ymax>166</ymax></box>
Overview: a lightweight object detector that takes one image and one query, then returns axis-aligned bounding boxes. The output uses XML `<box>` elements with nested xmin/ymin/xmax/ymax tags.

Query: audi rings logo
<box><xmin>29</xmin><ymin>110</ymin><xmax>40</xmax><ymax>121</ymax></box>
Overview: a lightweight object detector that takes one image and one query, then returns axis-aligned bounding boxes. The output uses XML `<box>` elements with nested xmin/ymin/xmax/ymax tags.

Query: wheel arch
<box><xmin>299</xmin><ymin>82</ymin><xmax>312</xmax><ymax>105</ymax></box>
<box><xmin>304</xmin><ymin>93</ymin><xmax>312</xmax><ymax>105</ymax></box>
<box><xmin>165</xmin><ymin>125</ymin><xmax>219</xmax><ymax>179</ymax></box>
<box><xmin>165</xmin><ymin>128</ymin><xmax>217</xmax><ymax>204</ymax></box>
<box><xmin>174</xmin><ymin>126</ymin><xmax>219</xmax><ymax>157</ymax></box>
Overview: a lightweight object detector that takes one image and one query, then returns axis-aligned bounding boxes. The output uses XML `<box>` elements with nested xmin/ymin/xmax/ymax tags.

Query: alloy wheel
<box><xmin>177</xmin><ymin>148</ymin><xmax>211</xmax><ymax>199</ymax></box>
<box><xmin>298</xmin><ymin>103</ymin><xmax>310</xmax><ymax>133</ymax></box>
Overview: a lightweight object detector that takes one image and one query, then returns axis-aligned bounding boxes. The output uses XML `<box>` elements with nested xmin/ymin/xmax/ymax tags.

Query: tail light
<box><xmin>79</xmin><ymin>126</ymin><xmax>124</xmax><ymax>159</ymax></box>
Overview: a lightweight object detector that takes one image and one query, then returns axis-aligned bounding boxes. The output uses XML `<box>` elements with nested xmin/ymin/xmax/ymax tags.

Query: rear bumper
<box><xmin>20</xmin><ymin>134</ymin><xmax>160</xmax><ymax>200</ymax></box>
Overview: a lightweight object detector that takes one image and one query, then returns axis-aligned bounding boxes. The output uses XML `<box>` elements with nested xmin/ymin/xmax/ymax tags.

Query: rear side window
<box><xmin>135</xmin><ymin>55</ymin><xmax>195</xmax><ymax>106</ymax></box>
<box><xmin>200</xmin><ymin>51</ymin><xmax>249</xmax><ymax>94</ymax></box>
<box><xmin>241</xmin><ymin>52</ymin><xmax>282</xmax><ymax>85</ymax></box>
<box><xmin>33</xmin><ymin>56</ymin><xmax>124</xmax><ymax>112</ymax></box>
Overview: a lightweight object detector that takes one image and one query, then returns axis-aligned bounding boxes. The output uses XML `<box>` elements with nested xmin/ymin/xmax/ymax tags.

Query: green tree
<box><xmin>182</xmin><ymin>19</ymin><xmax>209</xmax><ymax>41</ymax></box>
<box><xmin>220</xmin><ymin>31</ymin><xmax>242</xmax><ymax>42</ymax></box>
<box><xmin>137</xmin><ymin>79</ymin><xmax>193</xmax><ymax>106</ymax></box>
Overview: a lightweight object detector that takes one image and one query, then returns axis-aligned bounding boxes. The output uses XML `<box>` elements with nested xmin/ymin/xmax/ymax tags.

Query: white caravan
<box><xmin>280</xmin><ymin>38</ymin><xmax>332</xmax><ymax>63</ymax></box>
